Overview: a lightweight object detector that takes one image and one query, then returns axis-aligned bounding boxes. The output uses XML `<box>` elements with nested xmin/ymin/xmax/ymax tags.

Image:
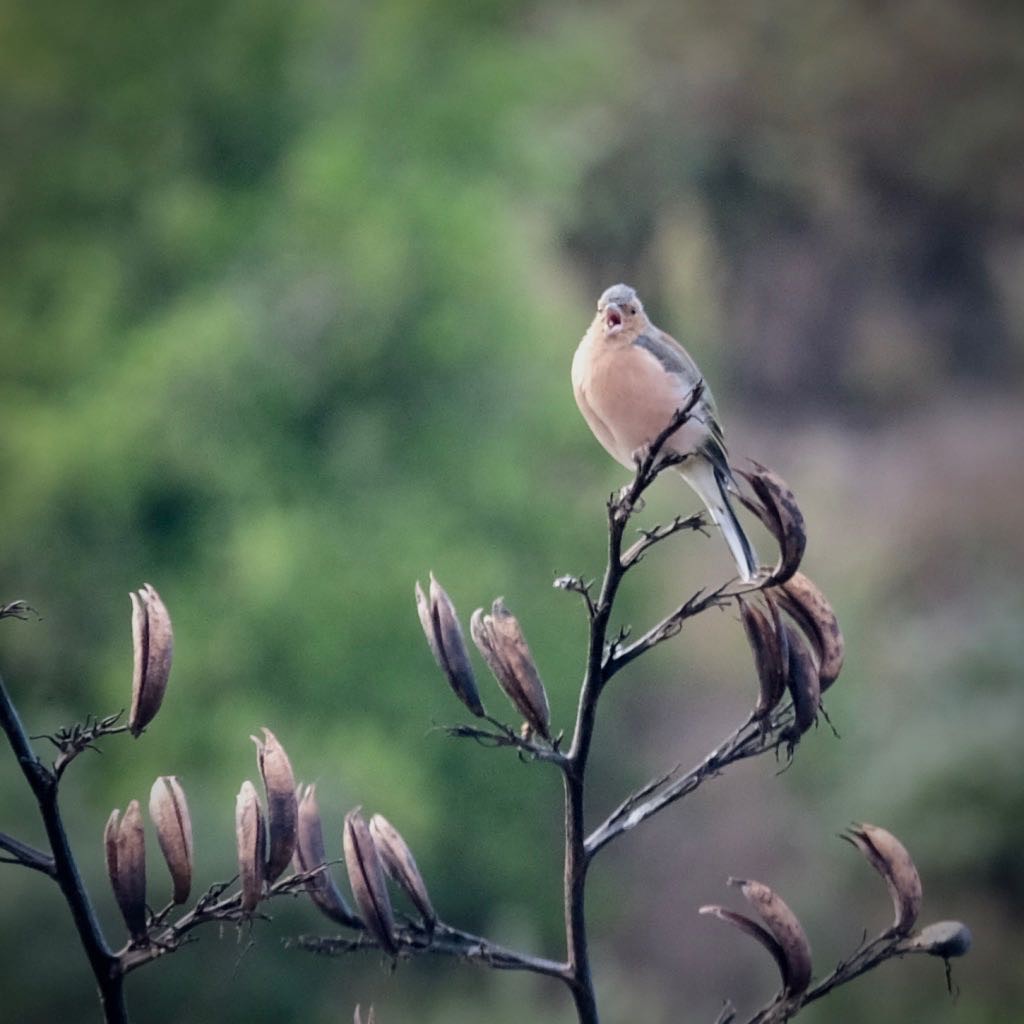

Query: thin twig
<box><xmin>440</xmin><ymin>716</ymin><xmax>568</xmax><ymax>767</ymax></box>
<box><xmin>0</xmin><ymin>830</ymin><xmax>56</xmax><ymax>877</ymax></box>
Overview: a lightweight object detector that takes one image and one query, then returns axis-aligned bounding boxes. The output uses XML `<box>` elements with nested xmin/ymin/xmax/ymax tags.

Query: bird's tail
<box><xmin>678</xmin><ymin>456</ymin><xmax>758</xmax><ymax>583</ymax></box>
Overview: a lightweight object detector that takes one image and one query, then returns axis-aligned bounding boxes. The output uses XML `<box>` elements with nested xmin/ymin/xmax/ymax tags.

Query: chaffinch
<box><xmin>572</xmin><ymin>283</ymin><xmax>758</xmax><ymax>582</ymax></box>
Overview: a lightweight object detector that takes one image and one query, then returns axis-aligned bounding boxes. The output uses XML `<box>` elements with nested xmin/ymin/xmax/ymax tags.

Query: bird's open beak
<box><xmin>603</xmin><ymin>303</ymin><xmax>624</xmax><ymax>335</ymax></box>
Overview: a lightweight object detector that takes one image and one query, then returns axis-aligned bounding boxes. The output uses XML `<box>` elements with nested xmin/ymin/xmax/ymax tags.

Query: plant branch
<box><xmin>585</xmin><ymin>708</ymin><xmax>794</xmax><ymax>860</ymax></box>
<box><xmin>0</xmin><ymin>672</ymin><xmax>126</xmax><ymax>1023</ymax></box>
<box><xmin>441</xmin><ymin>715</ymin><xmax>568</xmax><ymax>767</ymax></box>
<box><xmin>0</xmin><ymin>829</ymin><xmax>56</xmax><ymax>877</ymax></box>
<box><xmin>31</xmin><ymin>710</ymin><xmax>130</xmax><ymax>779</ymax></box>
<box><xmin>294</xmin><ymin>919</ymin><xmax>569</xmax><ymax>981</ymax></box>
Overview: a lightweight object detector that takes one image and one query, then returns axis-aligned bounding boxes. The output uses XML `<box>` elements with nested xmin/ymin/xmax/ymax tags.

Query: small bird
<box><xmin>572</xmin><ymin>283</ymin><xmax>758</xmax><ymax>582</ymax></box>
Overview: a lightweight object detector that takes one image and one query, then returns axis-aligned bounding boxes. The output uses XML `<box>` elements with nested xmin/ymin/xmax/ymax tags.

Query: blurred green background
<box><xmin>2</xmin><ymin>0</ymin><xmax>1022</xmax><ymax>1021</ymax></box>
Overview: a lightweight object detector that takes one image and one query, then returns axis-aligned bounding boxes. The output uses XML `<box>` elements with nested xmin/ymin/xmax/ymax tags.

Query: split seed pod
<box><xmin>772</xmin><ymin>573</ymin><xmax>845</xmax><ymax>690</ymax></box>
<box><xmin>369</xmin><ymin>814</ymin><xmax>436</xmax><ymax>928</ymax></box>
<box><xmin>842</xmin><ymin>823</ymin><xmax>922</xmax><ymax>936</ymax></box>
<box><xmin>737</xmin><ymin>596</ymin><xmax>788</xmax><ymax>719</ymax></box>
<box><xmin>470</xmin><ymin>599</ymin><xmax>551</xmax><ymax>739</ymax></box>
<box><xmin>900</xmin><ymin>920</ymin><xmax>972</xmax><ymax>959</ymax></box>
<box><xmin>148</xmin><ymin>776</ymin><xmax>193</xmax><ymax>904</ymax></box>
<box><xmin>252</xmin><ymin>727</ymin><xmax>297</xmax><ymax>883</ymax></box>
<box><xmin>738</xmin><ymin>463</ymin><xmax>807</xmax><ymax>584</ymax></box>
<box><xmin>236</xmin><ymin>780</ymin><xmax>265</xmax><ymax>913</ymax></box>
<box><xmin>783</xmin><ymin>624</ymin><xmax>821</xmax><ymax>737</ymax></box>
<box><xmin>294</xmin><ymin>783</ymin><xmax>359</xmax><ymax>927</ymax></box>
<box><xmin>416</xmin><ymin>575</ymin><xmax>486</xmax><ymax>717</ymax></box>
<box><xmin>344</xmin><ymin>808</ymin><xmax>397</xmax><ymax>955</ymax></box>
<box><xmin>128</xmin><ymin>584</ymin><xmax>174</xmax><ymax>736</ymax></box>
<box><xmin>702</xmin><ymin>878</ymin><xmax>812</xmax><ymax>997</ymax></box>
<box><xmin>105</xmin><ymin>800</ymin><xmax>148</xmax><ymax>942</ymax></box>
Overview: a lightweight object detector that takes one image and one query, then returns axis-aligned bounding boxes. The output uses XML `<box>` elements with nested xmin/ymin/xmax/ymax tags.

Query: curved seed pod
<box><xmin>729</xmin><ymin>878</ymin><xmax>812</xmax><ymax>996</ymax></box>
<box><xmin>470</xmin><ymin>599</ymin><xmax>551</xmax><ymax>739</ymax></box>
<box><xmin>369</xmin><ymin>813</ymin><xmax>436</xmax><ymax>928</ymax></box>
<box><xmin>416</xmin><ymin>576</ymin><xmax>486</xmax><ymax>718</ymax></box>
<box><xmin>148</xmin><ymin>776</ymin><xmax>193</xmax><ymax>904</ymax></box>
<box><xmin>128</xmin><ymin>584</ymin><xmax>174</xmax><ymax>736</ymax></box>
<box><xmin>294</xmin><ymin>784</ymin><xmax>359</xmax><ymax>927</ymax></box>
<box><xmin>700</xmin><ymin>905</ymin><xmax>792</xmax><ymax>987</ymax></box>
<box><xmin>114</xmin><ymin>800</ymin><xmax>148</xmax><ymax>942</ymax></box>
<box><xmin>842</xmin><ymin>823</ymin><xmax>922</xmax><ymax>936</ymax></box>
<box><xmin>772</xmin><ymin>573</ymin><xmax>844</xmax><ymax>690</ymax></box>
<box><xmin>737</xmin><ymin>597</ymin><xmax>788</xmax><ymax>719</ymax></box>
<box><xmin>783</xmin><ymin>624</ymin><xmax>820</xmax><ymax>736</ymax></box>
<box><xmin>738</xmin><ymin>463</ymin><xmax>807</xmax><ymax>585</ymax></box>
<box><xmin>252</xmin><ymin>728</ymin><xmax>297</xmax><ymax>883</ymax></box>
<box><xmin>344</xmin><ymin>808</ymin><xmax>397</xmax><ymax>955</ymax></box>
<box><xmin>236</xmin><ymin>780</ymin><xmax>265</xmax><ymax>913</ymax></box>
<box><xmin>899</xmin><ymin>920</ymin><xmax>972</xmax><ymax>958</ymax></box>
<box><xmin>104</xmin><ymin>809</ymin><xmax>121</xmax><ymax>904</ymax></box>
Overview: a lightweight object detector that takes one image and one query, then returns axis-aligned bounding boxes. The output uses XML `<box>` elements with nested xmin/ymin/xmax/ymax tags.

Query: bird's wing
<box><xmin>632</xmin><ymin>329</ymin><xmax>728</xmax><ymax>454</ymax></box>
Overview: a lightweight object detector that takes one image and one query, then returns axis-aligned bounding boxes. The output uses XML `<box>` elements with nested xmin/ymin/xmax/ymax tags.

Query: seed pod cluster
<box><xmin>416</xmin><ymin>575</ymin><xmax>486</xmax><ymax>717</ymax></box>
<box><xmin>148</xmin><ymin>776</ymin><xmax>193</xmax><ymax>905</ymax></box>
<box><xmin>343</xmin><ymin>809</ymin><xmax>397</xmax><ymax>955</ymax></box>
<box><xmin>105</xmin><ymin>800</ymin><xmax>148</xmax><ymax>943</ymax></box>
<box><xmin>471</xmin><ymin>599</ymin><xmax>551</xmax><ymax>739</ymax></box>
<box><xmin>252</xmin><ymin>728</ymin><xmax>298</xmax><ymax>884</ymax></box>
<box><xmin>369</xmin><ymin>814</ymin><xmax>436</xmax><ymax>929</ymax></box>
<box><xmin>738</xmin><ymin>463</ymin><xmax>807</xmax><ymax>584</ymax></box>
<box><xmin>236</xmin><ymin>780</ymin><xmax>266</xmax><ymax>913</ymax></box>
<box><xmin>128</xmin><ymin>584</ymin><xmax>174</xmax><ymax>737</ymax></box>
<box><xmin>700</xmin><ymin>878</ymin><xmax>812</xmax><ymax>997</ymax></box>
<box><xmin>842</xmin><ymin>823</ymin><xmax>923</xmax><ymax>936</ymax></box>
<box><xmin>294</xmin><ymin>783</ymin><xmax>359</xmax><ymax>927</ymax></box>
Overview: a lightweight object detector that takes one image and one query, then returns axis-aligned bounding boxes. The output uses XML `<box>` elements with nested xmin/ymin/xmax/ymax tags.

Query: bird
<box><xmin>572</xmin><ymin>283</ymin><xmax>758</xmax><ymax>582</ymax></box>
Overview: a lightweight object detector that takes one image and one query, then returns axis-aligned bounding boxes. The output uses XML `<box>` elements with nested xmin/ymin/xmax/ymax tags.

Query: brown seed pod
<box><xmin>842</xmin><ymin>823</ymin><xmax>923</xmax><ymax>936</ymax></box>
<box><xmin>104</xmin><ymin>809</ymin><xmax>120</xmax><ymax>903</ymax></box>
<box><xmin>699</xmin><ymin>905</ymin><xmax>793</xmax><ymax>989</ymax></box>
<box><xmin>148</xmin><ymin>776</ymin><xmax>193</xmax><ymax>905</ymax></box>
<box><xmin>236</xmin><ymin>780</ymin><xmax>265</xmax><ymax>913</ymax></box>
<box><xmin>128</xmin><ymin>584</ymin><xmax>174</xmax><ymax>736</ymax></box>
<box><xmin>294</xmin><ymin>783</ymin><xmax>359</xmax><ymax>927</ymax></box>
<box><xmin>470</xmin><ymin>599</ymin><xmax>551</xmax><ymax>739</ymax></box>
<box><xmin>369</xmin><ymin>814</ymin><xmax>436</xmax><ymax>928</ymax></box>
<box><xmin>899</xmin><ymin>920</ymin><xmax>972</xmax><ymax>958</ymax></box>
<box><xmin>729</xmin><ymin>878</ymin><xmax>813</xmax><ymax>996</ymax></box>
<box><xmin>783</xmin><ymin>624</ymin><xmax>821</xmax><ymax>736</ymax></box>
<box><xmin>113</xmin><ymin>800</ymin><xmax>148</xmax><ymax>942</ymax></box>
<box><xmin>415</xmin><ymin>576</ymin><xmax>486</xmax><ymax>718</ymax></box>
<box><xmin>772</xmin><ymin>573</ymin><xmax>844</xmax><ymax>690</ymax></box>
<box><xmin>738</xmin><ymin>463</ymin><xmax>807</xmax><ymax>585</ymax></box>
<box><xmin>344</xmin><ymin>808</ymin><xmax>397</xmax><ymax>955</ymax></box>
<box><xmin>737</xmin><ymin>596</ymin><xmax>788</xmax><ymax>719</ymax></box>
<box><xmin>252</xmin><ymin>728</ymin><xmax>297</xmax><ymax>884</ymax></box>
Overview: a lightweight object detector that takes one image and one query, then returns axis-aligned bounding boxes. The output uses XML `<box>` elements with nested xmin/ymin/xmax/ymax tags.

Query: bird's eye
<box><xmin>625</xmin><ymin>305</ymin><xmax>635</xmax><ymax>315</ymax></box>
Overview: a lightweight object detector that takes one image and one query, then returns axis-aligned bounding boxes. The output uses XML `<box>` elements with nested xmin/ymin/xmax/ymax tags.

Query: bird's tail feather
<box><xmin>678</xmin><ymin>457</ymin><xmax>758</xmax><ymax>583</ymax></box>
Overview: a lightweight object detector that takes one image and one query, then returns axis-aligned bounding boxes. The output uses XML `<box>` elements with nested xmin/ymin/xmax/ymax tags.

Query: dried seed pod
<box><xmin>113</xmin><ymin>800</ymin><xmax>148</xmax><ymax>942</ymax></box>
<box><xmin>128</xmin><ymin>584</ymin><xmax>174</xmax><ymax>736</ymax></box>
<box><xmin>738</xmin><ymin>463</ymin><xmax>807</xmax><ymax>584</ymax></box>
<box><xmin>842</xmin><ymin>823</ymin><xmax>923</xmax><ymax>936</ymax></box>
<box><xmin>148</xmin><ymin>776</ymin><xmax>193</xmax><ymax>904</ymax></box>
<box><xmin>344</xmin><ymin>808</ymin><xmax>397</xmax><ymax>955</ymax></box>
<box><xmin>900</xmin><ymin>920</ymin><xmax>972</xmax><ymax>958</ymax></box>
<box><xmin>369</xmin><ymin>813</ymin><xmax>436</xmax><ymax>928</ymax></box>
<box><xmin>772</xmin><ymin>573</ymin><xmax>844</xmax><ymax>690</ymax></box>
<box><xmin>783</xmin><ymin>624</ymin><xmax>821</xmax><ymax>736</ymax></box>
<box><xmin>699</xmin><ymin>905</ymin><xmax>792</xmax><ymax>989</ymax></box>
<box><xmin>236</xmin><ymin>780</ymin><xmax>265</xmax><ymax>913</ymax></box>
<box><xmin>737</xmin><ymin>596</ymin><xmax>788</xmax><ymax>719</ymax></box>
<box><xmin>104</xmin><ymin>809</ymin><xmax>120</xmax><ymax>902</ymax></box>
<box><xmin>470</xmin><ymin>599</ymin><xmax>551</xmax><ymax>739</ymax></box>
<box><xmin>294</xmin><ymin>783</ymin><xmax>359</xmax><ymax>927</ymax></box>
<box><xmin>729</xmin><ymin>878</ymin><xmax>812</xmax><ymax>996</ymax></box>
<box><xmin>252</xmin><ymin>727</ymin><xmax>297</xmax><ymax>883</ymax></box>
<box><xmin>416</xmin><ymin>576</ymin><xmax>486</xmax><ymax>718</ymax></box>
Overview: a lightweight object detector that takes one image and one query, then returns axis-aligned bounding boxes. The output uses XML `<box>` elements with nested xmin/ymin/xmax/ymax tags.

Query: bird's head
<box><xmin>595</xmin><ymin>283</ymin><xmax>645</xmax><ymax>340</ymax></box>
